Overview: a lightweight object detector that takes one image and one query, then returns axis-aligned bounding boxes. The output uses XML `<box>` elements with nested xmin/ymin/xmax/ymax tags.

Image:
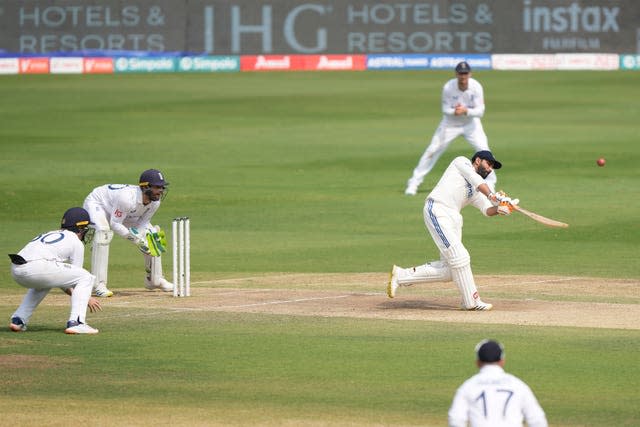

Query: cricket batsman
<box><xmin>83</xmin><ymin>169</ymin><xmax>174</xmax><ymax>297</ymax></box>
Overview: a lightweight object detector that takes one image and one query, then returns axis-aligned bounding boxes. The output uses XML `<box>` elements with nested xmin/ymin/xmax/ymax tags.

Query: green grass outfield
<box><xmin>1</xmin><ymin>71</ymin><xmax>638</xmax><ymax>426</ymax></box>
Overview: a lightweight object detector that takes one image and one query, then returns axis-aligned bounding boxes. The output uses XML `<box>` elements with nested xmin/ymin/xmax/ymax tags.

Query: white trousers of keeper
<box><xmin>406</xmin><ymin>118</ymin><xmax>497</xmax><ymax>193</ymax></box>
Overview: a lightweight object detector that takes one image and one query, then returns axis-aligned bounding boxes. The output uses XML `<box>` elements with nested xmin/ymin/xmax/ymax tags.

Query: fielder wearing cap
<box><xmin>448</xmin><ymin>340</ymin><xmax>548</xmax><ymax>427</ymax></box>
<box><xmin>405</xmin><ymin>60</ymin><xmax>498</xmax><ymax>196</ymax></box>
<box><xmin>8</xmin><ymin>207</ymin><xmax>102</xmax><ymax>334</ymax></box>
<box><xmin>82</xmin><ymin>169</ymin><xmax>174</xmax><ymax>297</ymax></box>
<box><xmin>455</xmin><ymin>61</ymin><xmax>471</xmax><ymax>73</ymax></box>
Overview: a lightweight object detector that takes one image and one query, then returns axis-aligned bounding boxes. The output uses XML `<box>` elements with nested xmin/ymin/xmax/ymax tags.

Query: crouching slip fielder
<box><xmin>389</xmin><ymin>151</ymin><xmax>518</xmax><ymax>311</ymax></box>
<box><xmin>83</xmin><ymin>169</ymin><xmax>174</xmax><ymax>297</ymax></box>
<box><xmin>9</xmin><ymin>207</ymin><xmax>102</xmax><ymax>334</ymax></box>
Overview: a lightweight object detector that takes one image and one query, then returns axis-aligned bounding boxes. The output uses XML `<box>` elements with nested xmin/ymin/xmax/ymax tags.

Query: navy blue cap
<box><xmin>471</xmin><ymin>150</ymin><xmax>502</xmax><ymax>169</ymax></box>
<box><xmin>475</xmin><ymin>339</ymin><xmax>504</xmax><ymax>362</ymax></box>
<box><xmin>61</xmin><ymin>207</ymin><xmax>92</xmax><ymax>231</ymax></box>
<box><xmin>455</xmin><ymin>61</ymin><xmax>471</xmax><ymax>73</ymax></box>
<box><xmin>139</xmin><ymin>169</ymin><xmax>168</xmax><ymax>187</ymax></box>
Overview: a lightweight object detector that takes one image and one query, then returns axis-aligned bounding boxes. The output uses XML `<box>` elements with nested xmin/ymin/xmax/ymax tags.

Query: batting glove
<box><xmin>488</xmin><ymin>190</ymin><xmax>512</xmax><ymax>206</ymax></box>
<box><xmin>497</xmin><ymin>198</ymin><xmax>520</xmax><ymax>215</ymax></box>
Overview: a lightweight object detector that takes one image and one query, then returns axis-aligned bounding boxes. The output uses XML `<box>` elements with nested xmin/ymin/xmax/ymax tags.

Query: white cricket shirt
<box><xmin>84</xmin><ymin>184</ymin><xmax>160</xmax><ymax>237</ymax></box>
<box><xmin>448</xmin><ymin>364</ymin><xmax>548</xmax><ymax>427</ymax></box>
<box><xmin>441</xmin><ymin>77</ymin><xmax>485</xmax><ymax>126</ymax></box>
<box><xmin>17</xmin><ymin>229</ymin><xmax>84</xmax><ymax>267</ymax></box>
<box><xmin>427</xmin><ymin>156</ymin><xmax>493</xmax><ymax>215</ymax></box>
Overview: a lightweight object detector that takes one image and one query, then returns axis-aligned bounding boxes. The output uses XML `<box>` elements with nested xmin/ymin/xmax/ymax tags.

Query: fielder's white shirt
<box><xmin>428</xmin><ymin>157</ymin><xmax>493</xmax><ymax>215</ymax></box>
<box><xmin>448</xmin><ymin>365</ymin><xmax>548</xmax><ymax>427</ymax></box>
<box><xmin>441</xmin><ymin>77</ymin><xmax>485</xmax><ymax>127</ymax></box>
<box><xmin>17</xmin><ymin>229</ymin><xmax>84</xmax><ymax>267</ymax></box>
<box><xmin>84</xmin><ymin>184</ymin><xmax>160</xmax><ymax>237</ymax></box>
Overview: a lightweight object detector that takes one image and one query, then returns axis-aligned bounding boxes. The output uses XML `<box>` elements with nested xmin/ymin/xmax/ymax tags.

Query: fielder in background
<box><xmin>448</xmin><ymin>339</ymin><xmax>548</xmax><ymax>427</ymax></box>
<box><xmin>405</xmin><ymin>61</ymin><xmax>497</xmax><ymax>196</ymax></box>
<box><xmin>8</xmin><ymin>207</ymin><xmax>102</xmax><ymax>334</ymax></box>
<box><xmin>388</xmin><ymin>151</ymin><xmax>518</xmax><ymax>311</ymax></box>
<box><xmin>83</xmin><ymin>169</ymin><xmax>174</xmax><ymax>297</ymax></box>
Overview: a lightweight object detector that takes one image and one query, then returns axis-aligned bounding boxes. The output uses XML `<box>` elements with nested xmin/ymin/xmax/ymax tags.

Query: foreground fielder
<box><xmin>388</xmin><ymin>151</ymin><xmax>518</xmax><ymax>310</ymax></box>
<box><xmin>405</xmin><ymin>61</ymin><xmax>497</xmax><ymax>196</ymax></box>
<box><xmin>8</xmin><ymin>207</ymin><xmax>102</xmax><ymax>334</ymax></box>
<box><xmin>83</xmin><ymin>169</ymin><xmax>174</xmax><ymax>297</ymax></box>
<box><xmin>448</xmin><ymin>339</ymin><xmax>548</xmax><ymax>427</ymax></box>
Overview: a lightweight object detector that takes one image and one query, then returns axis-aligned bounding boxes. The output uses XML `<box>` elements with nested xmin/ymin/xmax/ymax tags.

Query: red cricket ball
<box><xmin>597</xmin><ymin>158</ymin><xmax>606</xmax><ymax>167</ymax></box>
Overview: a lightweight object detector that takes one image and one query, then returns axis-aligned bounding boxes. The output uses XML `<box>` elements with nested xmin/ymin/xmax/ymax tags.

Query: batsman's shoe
<box><xmin>65</xmin><ymin>320</ymin><xmax>99</xmax><ymax>335</ymax></box>
<box><xmin>463</xmin><ymin>301</ymin><xmax>493</xmax><ymax>311</ymax></box>
<box><xmin>387</xmin><ymin>265</ymin><xmax>400</xmax><ymax>298</ymax></box>
<box><xmin>9</xmin><ymin>316</ymin><xmax>27</xmax><ymax>332</ymax></box>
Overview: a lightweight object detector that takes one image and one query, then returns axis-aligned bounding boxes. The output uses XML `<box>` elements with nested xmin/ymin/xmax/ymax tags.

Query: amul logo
<box><xmin>523</xmin><ymin>0</ymin><xmax>619</xmax><ymax>33</ymax></box>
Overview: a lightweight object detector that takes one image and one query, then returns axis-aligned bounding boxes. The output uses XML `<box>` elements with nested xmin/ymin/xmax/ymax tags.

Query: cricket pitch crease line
<box><xmin>194</xmin><ymin>276</ymin><xmax>585</xmax><ymax>287</ymax></box>
<box><xmin>481</xmin><ymin>276</ymin><xmax>583</xmax><ymax>290</ymax></box>
<box><xmin>213</xmin><ymin>294</ymin><xmax>352</xmax><ymax>309</ymax></box>
<box><xmin>97</xmin><ymin>294</ymin><xmax>355</xmax><ymax>320</ymax></box>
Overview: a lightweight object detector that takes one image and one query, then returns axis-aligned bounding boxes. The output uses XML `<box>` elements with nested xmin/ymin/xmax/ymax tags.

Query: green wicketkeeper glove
<box><xmin>146</xmin><ymin>228</ymin><xmax>167</xmax><ymax>257</ymax></box>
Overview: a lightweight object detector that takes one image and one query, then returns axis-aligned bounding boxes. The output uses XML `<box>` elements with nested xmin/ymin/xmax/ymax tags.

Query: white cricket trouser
<box><xmin>407</xmin><ymin>118</ymin><xmax>495</xmax><ymax>190</ymax></box>
<box><xmin>423</xmin><ymin>199</ymin><xmax>463</xmax><ymax>254</ymax></box>
<box><xmin>11</xmin><ymin>260</ymin><xmax>95</xmax><ymax>324</ymax></box>
<box><xmin>423</xmin><ymin>199</ymin><xmax>482</xmax><ymax>308</ymax></box>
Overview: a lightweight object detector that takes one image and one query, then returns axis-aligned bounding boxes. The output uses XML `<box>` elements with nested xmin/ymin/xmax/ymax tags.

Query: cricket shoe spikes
<box><xmin>463</xmin><ymin>300</ymin><xmax>493</xmax><ymax>311</ymax></box>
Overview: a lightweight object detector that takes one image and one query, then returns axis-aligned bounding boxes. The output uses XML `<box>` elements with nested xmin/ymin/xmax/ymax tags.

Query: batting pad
<box><xmin>450</xmin><ymin>264</ymin><xmax>479</xmax><ymax>309</ymax></box>
<box><xmin>442</xmin><ymin>244</ymin><xmax>478</xmax><ymax>309</ymax></box>
<box><xmin>396</xmin><ymin>262</ymin><xmax>452</xmax><ymax>285</ymax></box>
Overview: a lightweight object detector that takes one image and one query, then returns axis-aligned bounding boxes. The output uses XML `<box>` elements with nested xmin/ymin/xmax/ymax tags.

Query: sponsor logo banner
<box><xmin>367</xmin><ymin>54</ymin><xmax>491</xmax><ymax>70</ymax></box>
<box><xmin>493</xmin><ymin>53</ymin><xmax>620</xmax><ymax>70</ymax></box>
<box><xmin>84</xmin><ymin>58</ymin><xmax>115</xmax><ymax>74</ymax></box>
<box><xmin>0</xmin><ymin>58</ymin><xmax>19</xmax><ymax>74</ymax></box>
<box><xmin>50</xmin><ymin>57</ymin><xmax>83</xmax><ymax>74</ymax></box>
<box><xmin>241</xmin><ymin>55</ymin><xmax>366</xmax><ymax>71</ymax></box>
<box><xmin>491</xmin><ymin>54</ymin><xmax>557</xmax><ymax>70</ymax></box>
<box><xmin>178</xmin><ymin>56</ymin><xmax>240</xmax><ymax>72</ymax></box>
<box><xmin>114</xmin><ymin>57</ymin><xmax>176</xmax><ymax>73</ymax></box>
<box><xmin>19</xmin><ymin>57</ymin><xmax>49</xmax><ymax>74</ymax></box>
<box><xmin>555</xmin><ymin>53</ymin><xmax>618</xmax><ymax>70</ymax></box>
<box><xmin>620</xmin><ymin>55</ymin><xmax>640</xmax><ymax>70</ymax></box>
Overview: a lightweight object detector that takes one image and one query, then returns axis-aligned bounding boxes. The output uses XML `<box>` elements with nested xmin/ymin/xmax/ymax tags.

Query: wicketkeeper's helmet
<box><xmin>139</xmin><ymin>169</ymin><xmax>169</xmax><ymax>188</ymax></box>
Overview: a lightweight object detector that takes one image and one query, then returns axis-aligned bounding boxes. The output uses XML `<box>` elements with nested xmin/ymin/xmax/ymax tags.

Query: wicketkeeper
<box><xmin>83</xmin><ymin>169</ymin><xmax>173</xmax><ymax>297</ymax></box>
